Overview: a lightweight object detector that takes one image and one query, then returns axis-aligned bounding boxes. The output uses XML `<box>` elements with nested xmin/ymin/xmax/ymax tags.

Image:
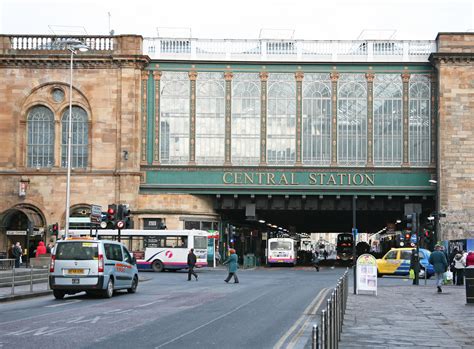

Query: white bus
<box><xmin>67</xmin><ymin>229</ymin><xmax>208</xmax><ymax>272</ymax></box>
<box><xmin>267</xmin><ymin>238</ymin><xmax>297</xmax><ymax>266</ymax></box>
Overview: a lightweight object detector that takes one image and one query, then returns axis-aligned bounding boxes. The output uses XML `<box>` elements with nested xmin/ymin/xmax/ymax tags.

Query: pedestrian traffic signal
<box><xmin>51</xmin><ymin>223</ymin><xmax>59</xmax><ymax>236</ymax></box>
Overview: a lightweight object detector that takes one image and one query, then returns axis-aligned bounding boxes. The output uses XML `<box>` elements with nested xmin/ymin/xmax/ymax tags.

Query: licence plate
<box><xmin>72</xmin><ymin>278</ymin><xmax>80</xmax><ymax>284</ymax></box>
<box><xmin>68</xmin><ymin>269</ymin><xmax>84</xmax><ymax>274</ymax></box>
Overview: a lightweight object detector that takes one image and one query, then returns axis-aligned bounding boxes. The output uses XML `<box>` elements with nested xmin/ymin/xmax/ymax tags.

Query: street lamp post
<box><xmin>63</xmin><ymin>40</ymin><xmax>89</xmax><ymax>239</ymax></box>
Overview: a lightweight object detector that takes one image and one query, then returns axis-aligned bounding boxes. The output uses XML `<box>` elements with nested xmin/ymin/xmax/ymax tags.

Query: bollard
<box><xmin>332</xmin><ymin>291</ymin><xmax>336</xmax><ymax>349</ymax></box>
<box><xmin>30</xmin><ymin>266</ymin><xmax>33</xmax><ymax>292</ymax></box>
<box><xmin>312</xmin><ymin>323</ymin><xmax>319</xmax><ymax>349</ymax></box>
<box><xmin>11</xmin><ymin>266</ymin><xmax>15</xmax><ymax>295</ymax></box>
<box><xmin>321</xmin><ymin>309</ymin><xmax>327</xmax><ymax>349</ymax></box>
<box><xmin>327</xmin><ymin>298</ymin><xmax>332</xmax><ymax>349</ymax></box>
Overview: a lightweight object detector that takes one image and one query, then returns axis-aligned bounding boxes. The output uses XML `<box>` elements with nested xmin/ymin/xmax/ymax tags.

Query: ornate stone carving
<box><xmin>188</xmin><ymin>71</ymin><xmax>198</xmax><ymax>81</ymax></box>
<box><xmin>259</xmin><ymin>72</ymin><xmax>269</xmax><ymax>81</ymax></box>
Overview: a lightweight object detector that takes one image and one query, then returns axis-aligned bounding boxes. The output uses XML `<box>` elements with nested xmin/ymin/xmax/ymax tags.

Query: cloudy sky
<box><xmin>1</xmin><ymin>0</ymin><xmax>472</xmax><ymax>40</ymax></box>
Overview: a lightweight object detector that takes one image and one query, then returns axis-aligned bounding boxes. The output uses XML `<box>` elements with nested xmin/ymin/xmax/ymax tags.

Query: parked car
<box><xmin>49</xmin><ymin>237</ymin><xmax>138</xmax><ymax>299</ymax></box>
<box><xmin>377</xmin><ymin>247</ymin><xmax>434</xmax><ymax>278</ymax></box>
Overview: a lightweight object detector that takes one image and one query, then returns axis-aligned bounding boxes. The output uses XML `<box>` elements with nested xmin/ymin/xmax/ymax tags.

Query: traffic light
<box><xmin>107</xmin><ymin>204</ymin><xmax>117</xmax><ymax>228</ymax></box>
<box><xmin>405</xmin><ymin>213</ymin><xmax>418</xmax><ymax>234</ymax></box>
<box><xmin>116</xmin><ymin>204</ymin><xmax>131</xmax><ymax>230</ymax></box>
<box><xmin>51</xmin><ymin>223</ymin><xmax>59</xmax><ymax>236</ymax></box>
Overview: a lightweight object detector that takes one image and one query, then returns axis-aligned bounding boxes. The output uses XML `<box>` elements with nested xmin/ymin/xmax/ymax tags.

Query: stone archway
<box><xmin>0</xmin><ymin>204</ymin><xmax>46</xmax><ymax>258</ymax></box>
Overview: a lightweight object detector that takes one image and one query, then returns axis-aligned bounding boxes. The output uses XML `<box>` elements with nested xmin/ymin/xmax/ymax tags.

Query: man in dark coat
<box><xmin>12</xmin><ymin>242</ymin><xmax>22</xmax><ymax>268</ymax></box>
<box><xmin>429</xmin><ymin>245</ymin><xmax>449</xmax><ymax>293</ymax></box>
<box><xmin>187</xmin><ymin>248</ymin><xmax>198</xmax><ymax>281</ymax></box>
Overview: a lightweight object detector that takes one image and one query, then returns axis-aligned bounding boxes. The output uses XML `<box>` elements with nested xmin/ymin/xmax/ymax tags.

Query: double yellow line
<box><xmin>274</xmin><ymin>287</ymin><xmax>330</xmax><ymax>349</ymax></box>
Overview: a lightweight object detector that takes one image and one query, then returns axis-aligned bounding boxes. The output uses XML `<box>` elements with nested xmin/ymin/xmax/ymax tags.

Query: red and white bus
<box><xmin>68</xmin><ymin>229</ymin><xmax>208</xmax><ymax>272</ymax></box>
<box><xmin>267</xmin><ymin>238</ymin><xmax>297</xmax><ymax>266</ymax></box>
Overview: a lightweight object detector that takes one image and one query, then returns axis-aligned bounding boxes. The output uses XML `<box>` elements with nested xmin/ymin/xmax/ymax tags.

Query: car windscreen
<box><xmin>55</xmin><ymin>242</ymin><xmax>98</xmax><ymax>260</ymax></box>
<box><xmin>194</xmin><ymin>236</ymin><xmax>208</xmax><ymax>250</ymax></box>
<box><xmin>270</xmin><ymin>241</ymin><xmax>292</xmax><ymax>250</ymax></box>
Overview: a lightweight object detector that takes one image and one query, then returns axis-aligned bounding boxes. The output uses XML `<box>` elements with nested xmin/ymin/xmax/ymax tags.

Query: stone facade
<box><xmin>432</xmin><ymin>33</ymin><xmax>474</xmax><ymax>240</ymax></box>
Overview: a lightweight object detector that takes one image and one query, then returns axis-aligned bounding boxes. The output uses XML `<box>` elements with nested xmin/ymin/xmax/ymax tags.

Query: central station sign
<box><xmin>144</xmin><ymin>170</ymin><xmax>435</xmax><ymax>196</ymax></box>
<box><xmin>222</xmin><ymin>172</ymin><xmax>375</xmax><ymax>186</ymax></box>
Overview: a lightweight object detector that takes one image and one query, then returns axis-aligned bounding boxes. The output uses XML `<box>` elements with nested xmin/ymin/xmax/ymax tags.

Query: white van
<box><xmin>49</xmin><ymin>238</ymin><xmax>139</xmax><ymax>299</ymax></box>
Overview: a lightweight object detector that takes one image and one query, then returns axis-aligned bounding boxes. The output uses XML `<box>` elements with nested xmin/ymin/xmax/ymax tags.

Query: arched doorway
<box><xmin>0</xmin><ymin>204</ymin><xmax>46</xmax><ymax>260</ymax></box>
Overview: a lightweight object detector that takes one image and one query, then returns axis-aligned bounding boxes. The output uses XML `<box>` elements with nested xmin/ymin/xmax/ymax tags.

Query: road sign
<box><xmin>90</xmin><ymin>204</ymin><xmax>102</xmax><ymax>224</ymax></box>
<box><xmin>116</xmin><ymin>220</ymin><xmax>125</xmax><ymax>229</ymax></box>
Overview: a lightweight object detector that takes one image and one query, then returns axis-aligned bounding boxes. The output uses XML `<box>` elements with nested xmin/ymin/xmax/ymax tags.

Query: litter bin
<box><xmin>465</xmin><ymin>267</ymin><xmax>474</xmax><ymax>304</ymax></box>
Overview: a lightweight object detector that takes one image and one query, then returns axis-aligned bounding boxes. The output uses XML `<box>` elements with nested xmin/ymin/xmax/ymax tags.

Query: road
<box><xmin>0</xmin><ymin>266</ymin><xmax>348</xmax><ymax>349</ymax></box>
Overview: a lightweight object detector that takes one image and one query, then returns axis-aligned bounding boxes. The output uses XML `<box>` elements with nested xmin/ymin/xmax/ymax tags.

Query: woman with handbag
<box><xmin>453</xmin><ymin>251</ymin><xmax>466</xmax><ymax>285</ymax></box>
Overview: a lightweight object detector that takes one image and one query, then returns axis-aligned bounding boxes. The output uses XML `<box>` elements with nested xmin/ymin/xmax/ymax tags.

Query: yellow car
<box><xmin>376</xmin><ymin>247</ymin><xmax>434</xmax><ymax>277</ymax></box>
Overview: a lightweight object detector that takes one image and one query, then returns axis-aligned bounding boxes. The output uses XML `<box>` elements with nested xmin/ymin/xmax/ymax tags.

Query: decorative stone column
<box><xmin>365</xmin><ymin>72</ymin><xmax>375</xmax><ymax>167</ymax></box>
<box><xmin>141</xmin><ymin>71</ymin><xmax>149</xmax><ymax>163</ymax></box>
<box><xmin>153</xmin><ymin>71</ymin><xmax>162</xmax><ymax>164</ymax></box>
<box><xmin>224</xmin><ymin>72</ymin><xmax>233</xmax><ymax>166</ymax></box>
<box><xmin>330</xmin><ymin>72</ymin><xmax>339</xmax><ymax>166</ymax></box>
<box><xmin>295</xmin><ymin>71</ymin><xmax>304</xmax><ymax>166</ymax></box>
<box><xmin>189</xmin><ymin>70</ymin><xmax>198</xmax><ymax>165</ymax></box>
<box><xmin>259</xmin><ymin>71</ymin><xmax>269</xmax><ymax>166</ymax></box>
<box><xmin>430</xmin><ymin>73</ymin><xmax>437</xmax><ymax>167</ymax></box>
<box><xmin>402</xmin><ymin>72</ymin><xmax>410</xmax><ymax>167</ymax></box>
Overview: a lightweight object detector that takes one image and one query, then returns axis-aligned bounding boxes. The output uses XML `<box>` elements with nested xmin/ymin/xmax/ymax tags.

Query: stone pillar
<box><xmin>295</xmin><ymin>71</ymin><xmax>304</xmax><ymax>166</ymax></box>
<box><xmin>224</xmin><ymin>72</ymin><xmax>233</xmax><ymax>166</ymax></box>
<box><xmin>330</xmin><ymin>72</ymin><xmax>339</xmax><ymax>166</ymax></box>
<box><xmin>259</xmin><ymin>71</ymin><xmax>269</xmax><ymax>166</ymax></box>
<box><xmin>430</xmin><ymin>73</ymin><xmax>436</xmax><ymax>167</ymax></box>
<box><xmin>153</xmin><ymin>71</ymin><xmax>162</xmax><ymax>165</ymax></box>
<box><xmin>188</xmin><ymin>71</ymin><xmax>197</xmax><ymax>165</ymax></box>
<box><xmin>366</xmin><ymin>72</ymin><xmax>375</xmax><ymax>167</ymax></box>
<box><xmin>402</xmin><ymin>72</ymin><xmax>410</xmax><ymax>167</ymax></box>
<box><xmin>141</xmin><ymin>71</ymin><xmax>149</xmax><ymax>163</ymax></box>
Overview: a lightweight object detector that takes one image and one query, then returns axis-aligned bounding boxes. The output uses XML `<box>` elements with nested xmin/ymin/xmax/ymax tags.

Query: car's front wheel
<box><xmin>128</xmin><ymin>276</ymin><xmax>138</xmax><ymax>293</ymax></box>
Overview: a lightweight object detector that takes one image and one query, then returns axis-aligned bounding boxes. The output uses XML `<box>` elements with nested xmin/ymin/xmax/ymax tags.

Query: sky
<box><xmin>0</xmin><ymin>0</ymin><xmax>473</xmax><ymax>40</ymax></box>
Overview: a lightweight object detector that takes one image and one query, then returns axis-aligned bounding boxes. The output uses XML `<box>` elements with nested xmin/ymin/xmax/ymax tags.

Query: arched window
<box><xmin>232</xmin><ymin>73</ymin><xmax>261</xmax><ymax>165</ymax></box>
<box><xmin>27</xmin><ymin>106</ymin><xmax>54</xmax><ymax>168</ymax></box>
<box><xmin>303</xmin><ymin>74</ymin><xmax>331</xmax><ymax>165</ymax></box>
<box><xmin>337</xmin><ymin>74</ymin><xmax>367</xmax><ymax>166</ymax></box>
<box><xmin>409</xmin><ymin>75</ymin><xmax>430</xmax><ymax>166</ymax></box>
<box><xmin>267</xmin><ymin>73</ymin><xmax>296</xmax><ymax>165</ymax></box>
<box><xmin>61</xmin><ymin>106</ymin><xmax>88</xmax><ymax>168</ymax></box>
<box><xmin>196</xmin><ymin>72</ymin><xmax>225</xmax><ymax>165</ymax></box>
<box><xmin>373</xmin><ymin>74</ymin><xmax>403</xmax><ymax>166</ymax></box>
<box><xmin>160</xmin><ymin>72</ymin><xmax>190</xmax><ymax>164</ymax></box>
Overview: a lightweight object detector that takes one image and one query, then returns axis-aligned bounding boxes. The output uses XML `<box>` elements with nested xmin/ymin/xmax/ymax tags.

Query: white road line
<box><xmin>44</xmin><ymin>299</ymin><xmax>82</xmax><ymax>308</ymax></box>
<box><xmin>135</xmin><ymin>300</ymin><xmax>165</xmax><ymax>308</ymax></box>
<box><xmin>286</xmin><ymin>288</ymin><xmax>331</xmax><ymax>349</ymax></box>
<box><xmin>273</xmin><ymin>288</ymin><xmax>328</xmax><ymax>349</ymax></box>
<box><xmin>155</xmin><ymin>291</ymin><xmax>271</xmax><ymax>349</ymax></box>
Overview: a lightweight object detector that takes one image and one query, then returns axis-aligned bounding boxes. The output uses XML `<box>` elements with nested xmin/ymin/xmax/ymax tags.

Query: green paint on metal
<box><xmin>143</xmin><ymin>169</ymin><xmax>435</xmax><ymax>195</ymax></box>
<box><xmin>149</xmin><ymin>62</ymin><xmax>433</xmax><ymax>74</ymax></box>
<box><xmin>146</xmin><ymin>75</ymin><xmax>155</xmax><ymax>165</ymax></box>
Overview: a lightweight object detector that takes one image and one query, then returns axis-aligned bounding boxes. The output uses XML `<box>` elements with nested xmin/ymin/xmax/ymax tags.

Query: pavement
<box><xmin>339</xmin><ymin>283</ymin><xmax>474</xmax><ymax>349</ymax></box>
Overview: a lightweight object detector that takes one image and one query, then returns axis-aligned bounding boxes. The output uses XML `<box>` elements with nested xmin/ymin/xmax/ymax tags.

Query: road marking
<box><xmin>155</xmin><ymin>291</ymin><xmax>271</xmax><ymax>349</ymax></box>
<box><xmin>286</xmin><ymin>288</ymin><xmax>331</xmax><ymax>348</ymax></box>
<box><xmin>136</xmin><ymin>300</ymin><xmax>165</xmax><ymax>308</ymax></box>
<box><xmin>273</xmin><ymin>287</ymin><xmax>329</xmax><ymax>349</ymax></box>
<box><xmin>44</xmin><ymin>299</ymin><xmax>82</xmax><ymax>308</ymax></box>
<box><xmin>5</xmin><ymin>326</ymin><xmax>70</xmax><ymax>336</ymax></box>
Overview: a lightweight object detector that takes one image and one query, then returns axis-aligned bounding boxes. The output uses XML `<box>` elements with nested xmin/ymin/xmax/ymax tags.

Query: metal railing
<box><xmin>144</xmin><ymin>37</ymin><xmax>436</xmax><ymax>62</ymax></box>
<box><xmin>312</xmin><ymin>269</ymin><xmax>349</xmax><ymax>349</ymax></box>
<box><xmin>0</xmin><ymin>259</ymin><xmax>50</xmax><ymax>296</ymax></box>
<box><xmin>8</xmin><ymin>35</ymin><xmax>115</xmax><ymax>51</ymax></box>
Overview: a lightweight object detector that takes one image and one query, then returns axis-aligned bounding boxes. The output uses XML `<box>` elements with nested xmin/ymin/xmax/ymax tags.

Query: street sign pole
<box><xmin>352</xmin><ymin>195</ymin><xmax>357</xmax><ymax>295</ymax></box>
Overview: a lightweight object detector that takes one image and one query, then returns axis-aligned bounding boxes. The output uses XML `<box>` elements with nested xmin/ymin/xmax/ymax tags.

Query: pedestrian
<box><xmin>187</xmin><ymin>248</ymin><xmax>198</xmax><ymax>281</ymax></box>
<box><xmin>312</xmin><ymin>250</ymin><xmax>320</xmax><ymax>272</ymax></box>
<box><xmin>410</xmin><ymin>249</ymin><xmax>420</xmax><ymax>285</ymax></box>
<box><xmin>12</xmin><ymin>242</ymin><xmax>21</xmax><ymax>268</ymax></box>
<box><xmin>35</xmin><ymin>241</ymin><xmax>47</xmax><ymax>257</ymax></box>
<box><xmin>428</xmin><ymin>244</ymin><xmax>449</xmax><ymax>293</ymax></box>
<box><xmin>215</xmin><ymin>249</ymin><xmax>221</xmax><ymax>266</ymax></box>
<box><xmin>449</xmin><ymin>247</ymin><xmax>459</xmax><ymax>282</ymax></box>
<box><xmin>453</xmin><ymin>250</ymin><xmax>466</xmax><ymax>286</ymax></box>
<box><xmin>8</xmin><ymin>244</ymin><xmax>15</xmax><ymax>259</ymax></box>
<box><xmin>223</xmin><ymin>249</ymin><xmax>239</xmax><ymax>283</ymax></box>
<box><xmin>466</xmin><ymin>251</ymin><xmax>474</xmax><ymax>267</ymax></box>
<box><xmin>323</xmin><ymin>250</ymin><xmax>328</xmax><ymax>260</ymax></box>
